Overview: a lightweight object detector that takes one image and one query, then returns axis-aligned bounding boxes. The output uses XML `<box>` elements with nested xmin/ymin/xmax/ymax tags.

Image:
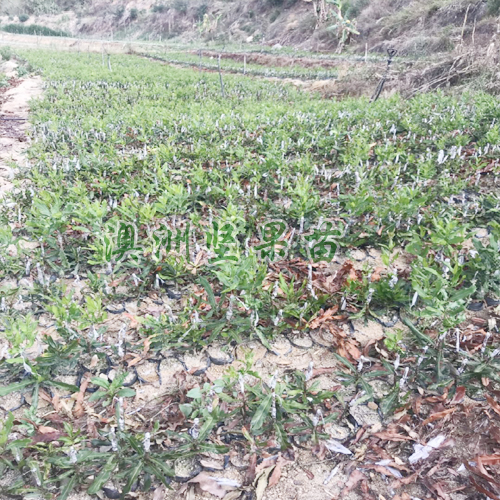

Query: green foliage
<box><xmin>129</xmin><ymin>7</ymin><xmax>138</xmax><ymax>20</ymax></box>
<box><xmin>488</xmin><ymin>0</ymin><xmax>500</xmax><ymax>15</ymax></box>
<box><xmin>172</xmin><ymin>0</ymin><xmax>187</xmax><ymax>14</ymax></box>
<box><xmin>2</xmin><ymin>314</ymin><xmax>38</xmax><ymax>356</ymax></box>
<box><xmin>18</xmin><ymin>14</ymin><xmax>29</xmax><ymax>22</ymax></box>
<box><xmin>151</xmin><ymin>3</ymin><xmax>168</xmax><ymax>12</ymax></box>
<box><xmin>1</xmin><ymin>23</ymin><xmax>69</xmax><ymax>36</ymax></box>
<box><xmin>0</xmin><ymin>48</ymin><xmax>499</xmax><ymax>499</ymax></box>
<box><xmin>344</xmin><ymin>0</ymin><xmax>369</xmax><ymax>18</ymax></box>
<box><xmin>0</xmin><ymin>46</ymin><xmax>12</xmax><ymax>61</ymax></box>
<box><xmin>114</xmin><ymin>5</ymin><xmax>125</xmax><ymax>19</ymax></box>
<box><xmin>195</xmin><ymin>3</ymin><xmax>208</xmax><ymax>21</ymax></box>
<box><xmin>88</xmin><ymin>373</ymin><xmax>136</xmax><ymax>407</ymax></box>
<box><xmin>270</xmin><ymin>9</ymin><xmax>280</xmax><ymax>23</ymax></box>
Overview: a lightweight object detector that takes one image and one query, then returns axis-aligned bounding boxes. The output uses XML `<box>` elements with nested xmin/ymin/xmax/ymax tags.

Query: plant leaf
<box><xmin>116</xmin><ymin>387</ymin><xmax>136</xmax><ymax>398</ymax></box>
<box><xmin>58</xmin><ymin>474</ymin><xmax>77</xmax><ymax>500</ymax></box>
<box><xmin>0</xmin><ymin>379</ymin><xmax>33</xmax><ymax>397</ymax></box>
<box><xmin>199</xmin><ymin>276</ymin><xmax>217</xmax><ymax>311</ymax></box>
<box><xmin>380</xmin><ymin>385</ymin><xmax>400</xmax><ymax>416</ymax></box>
<box><xmin>250</xmin><ymin>393</ymin><xmax>273</xmax><ymax>433</ymax></box>
<box><xmin>87</xmin><ymin>456</ymin><xmax>117</xmax><ymax>495</ymax></box>
<box><xmin>121</xmin><ymin>462</ymin><xmax>143</xmax><ymax>498</ymax></box>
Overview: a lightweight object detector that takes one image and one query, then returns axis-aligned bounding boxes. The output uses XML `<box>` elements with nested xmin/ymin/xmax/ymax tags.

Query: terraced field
<box><xmin>0</xmin><ymin>49</ymin><xmax>500</xmax><ymax>500</ymax></box>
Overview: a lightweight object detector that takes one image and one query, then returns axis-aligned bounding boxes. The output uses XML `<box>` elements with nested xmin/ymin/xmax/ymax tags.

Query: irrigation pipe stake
<box><xmin>370</xmin><ymin>48</ymin><xmax>397</xmax><ymax>103</ymax></box>
<box><xmin>218</xmin><ymin>54</ymin><xmax>225</xmax><ymax>98</ymax></box>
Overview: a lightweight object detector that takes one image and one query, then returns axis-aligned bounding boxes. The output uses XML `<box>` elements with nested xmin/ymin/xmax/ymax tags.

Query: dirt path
<box><xmin>0</xmin><ymin>60</ymin><xmax>43</xmax><ymax>197</ymax></box>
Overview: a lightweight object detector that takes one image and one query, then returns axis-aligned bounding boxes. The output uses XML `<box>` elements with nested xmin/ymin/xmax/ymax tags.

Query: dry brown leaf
<box><xmin>470</xmin><ymin>477</ymin><xmax>500</xmax><ymax>500</ymax></box>
<box><xmin>38</xmin><ymin>425</ymin><xmax>59</xmax><ymax>434</ymax></box>
<box><xmin>254</xmin><ymin>466</ymin><xmax>274</xmax><ymax>500</ymax></box>
<box><xmin>143</xmin><ymin>338</ymin><xmax>151</xmax><ymax>355</ymax></box>
<box><xmin>428</xmin><ymin>480</ymin><xmax>451</xmax><ymax>500</ymax></box>
<box><xmin>491</xmin><ymin>426</ymin><xmax>500</xmax><ymax>444</ymax></box>
<box><xmin>152</xmin><ymin>486</ymin><xmax>165</xmax><ymax>500</ymax></box>
<box><xmin>44</xmin><ymin>413</ymin><xmax>64</xmax><ymax>424</ymax></box>
<box><xmin>391</xmin><ymin>472</ymin><xmax>419</xmax><ymax>489</ymax></box>
<box><xmin>370</xmin><ymin>267</ymin><xmax>385</xmax><ymax>282</ymax></box>
<box><xmin>199</xmin><ymin>459</ymin><xmax>224</xmax><ymax>471</ymax></box>
<box><xmin>465</xmin><ymin>460</ymin><xmax>500</xmax><ymax>486</ymax></box>
<box><xmin>393</xmin><ymin>494</ymin><xmax>411</xmax><ymax>500</ymax></box>
<box><xmin>31</xmin><ymin>431</ymin><xmax>64</xmax><ymax>444</ymax></box>
<box><xmin>123</xmin><ymin>312</ymin><xmax>141</xmax><ymax>329</ymax></box>
<box><xmin>487</xmin><ymin>395</ymin><xmax>500</xmax><ymax>418</ymax></box>
<box><xmin>343</xmin><ymin>340</ymin><xmax>362</xmax><ymax>361</ymax></box>
<box><xmin>450</xmin><ymin>386</ymin><xmax>466</xmax><ymax>404</ymax></box>
<box><xmin>361</xmin><ymin>464</ymin><xmax>400</xmax><ymax>478</ymax></box>
<box><xmin>244</xmin><ymin>453</ymin><xmax>257</xmax><ymax>486</ymax></box>
<box><xmin>73</xmin><ymin>372</ymin><xmax>90</xmax><ymax>418</ymax></box>
<box><xmin>310</xmin><ymin>367</ymin><xmax>336</xmax><ymax>378</ymax></box>
<box><xmin>89</xmin><ymin>354</ymin><xmax>99</xmax><ymax>368</ymax></box>
<box><xmin>187</xmin><ymin>472</ymin><xmax>239</xmax><ymax>499</ymax></box>
<box><xmin>39</xmin><ymin>389</ymin><xmax>52</xmax><ymax>405</ymax></box>
<box><xmin>255</xmin><ymin>455</ymin><xmax>278</xmax><ymax>474</ymax></box>
<box><xmin>309</xmin><ymin>306</ymin><xmax>339</xmax><ymax>329</ymax></box>
<box><xmin>342</xmin><ymin>469</ymin><xmax>366</xmax><ymax>494</ymax></box>
<box><xmin>478</xmin><ymin>454</ymin><xmax>500</xmax><ymax>465</ymax></box>
<box><xmin>127</xmin><ymin>355</ymin><xmax>143</xmax><ymax>367</ymax></box>
<box><xmin>268</xmin><ymin>455</ymin><xmax>293</xmax><ymax>489</ymax></box>
<box><xmin>422</xmin><ymin>407</ymin><xmax>455</xmax><ymax>426</ymax></box>
<box><xmin>372</xmin><ymin>432</ymin><xmax>412</xmax><ymax>442</ymax></box>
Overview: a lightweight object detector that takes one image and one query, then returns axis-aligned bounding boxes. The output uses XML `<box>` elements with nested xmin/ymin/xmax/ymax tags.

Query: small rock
<box><xmin>324</xmin><ymin>423</ymin><xmax>351</xmax><ymax>442</ymax></box>
<box><xmin>174</xmin><ymin>457</ymin><xmax>202</xmax><ymax>483</ymax></box>
<box><xmin>349</xmin><ymin>404</ymin><xmax>382</xmax><ymax>428</ymax></box>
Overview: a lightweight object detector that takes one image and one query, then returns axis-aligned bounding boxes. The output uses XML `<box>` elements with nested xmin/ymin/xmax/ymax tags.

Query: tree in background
<box><xmin>305</xmin><ymin>0</ymin><xmax>359</xmax><ymax>52</ymax></box>
<box><xmin>327</xmin><ymin>0</ymin><xmax>359</xmax><ymax>53</ymax></box>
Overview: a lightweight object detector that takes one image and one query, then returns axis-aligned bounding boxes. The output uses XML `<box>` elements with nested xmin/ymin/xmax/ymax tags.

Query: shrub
<box><xmin>270</xmin><ymin>9</ymin><xmax>280</xmax><ymax>23</ymax></box>
<box><xmin>18</xmin><ymin>14</ymin><xmax>29</xmax><ymax>22</ymax></box>
<box><xmin>129</xmin><ymin>7</ymin><xmax>138</xmax><ymax>20</ymax></box>
<box><xmin>1</xmin><ymin>24</ymin><xmax>69</xmax><ymax>37</ymax></box>
<box><xmin>297</xmin><ymin>13</ymin><xmax>316</xmax><ymax>35</ymax></box>
<box><xmin>195</xmin><ymin>3</ymin><xmax>208</xmax><ymax>21</ymax></box>
<box><xmin>0</xmin><ymin>46</ymin><xmax>12</xmax><ymax>60</ymax></box>
<box><xmin>488</xmin><ymin>0</ymin><xmax>500</xmax><ymax>15</ymax></box>
<box><xmin>115</xmin><ymin>6</ymin><xmax>125</xmax><ymax>19</ymax></box>
<box><xmin>173</xmin><ymin>0</ymin><xmax>187</xmax><ymax>14</ymax></box>
<box><xmin>152</xmin><ymin>3</ymin><xmax>167</xmax><ymax>13</ymax></box>
<box><xmin>344</xmin><ymin>0</ymin><xmax>369</xmax><ymax>19</ymax></box>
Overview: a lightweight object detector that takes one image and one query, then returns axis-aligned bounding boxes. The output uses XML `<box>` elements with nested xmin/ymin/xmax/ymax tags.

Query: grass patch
<box><xmin>1</xmin><ymin>23</ymin><xmax>69</xmax><ymax>37</ymax></box>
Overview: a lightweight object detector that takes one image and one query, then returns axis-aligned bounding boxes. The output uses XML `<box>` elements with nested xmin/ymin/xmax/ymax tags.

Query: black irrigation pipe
<box><xmin>209</xmin><ymin>351</ymin><xmax>235</xmax><ymax>366</ymax></box>
<box><xmin>285</xmin><ymin>330</ymin><xmax>314</xmax><ymax>350</ymax></box>
<box><xmin>105</xmin><ymin>303</ymin><xmax>126</xmax><ymax>314</ymax></box>
<box><xmin>8</xmin><ymin>394</ymin><xmax>28</xmax><ymax>412</ymax></box>
<box><xmin>374</xmin><ymin>309</ymin><xmax>400</xmax><ymax>328</ymax></box>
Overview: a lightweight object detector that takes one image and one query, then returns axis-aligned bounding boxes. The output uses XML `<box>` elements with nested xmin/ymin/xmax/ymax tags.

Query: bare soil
<box><xmin>0</xmin><ymin>60</ymin><xmax>42</xmax><ymax>199</ymax></box>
